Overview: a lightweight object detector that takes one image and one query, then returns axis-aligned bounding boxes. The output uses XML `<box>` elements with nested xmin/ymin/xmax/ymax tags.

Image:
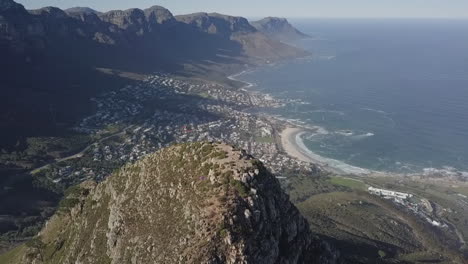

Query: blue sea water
<box><xmin>239</xmin><ymin>19</ymin><xmax>468</xmax><ymax>174</ymax></box>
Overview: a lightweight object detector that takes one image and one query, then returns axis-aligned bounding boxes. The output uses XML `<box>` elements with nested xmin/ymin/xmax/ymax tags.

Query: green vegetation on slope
<box><xmin>329</xmin><ymin>176</ymin><xmax>367</xmax><ymax>191</ymax></box>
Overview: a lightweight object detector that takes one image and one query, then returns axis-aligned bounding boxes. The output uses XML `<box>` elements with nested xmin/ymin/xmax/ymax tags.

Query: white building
<box><xmin>368</xmin><ymin>187</ymin><xmax>413</xmax><ymax>199</ymax></box>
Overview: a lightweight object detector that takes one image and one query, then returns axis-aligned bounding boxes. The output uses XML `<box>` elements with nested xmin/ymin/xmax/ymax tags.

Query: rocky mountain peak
<box><xmin>7</xmin><ymin>142</ymin><xmax>339</xmax><ymax>263</ymax></box>
<box><xmin>176</xmin><ymin>12</ymin><xmax>257</xmax><ymax>38</ymax></box>
<box><xmin>143</xmin><ymin>5</ymin><xmax>175</xmax><ymax>25</ymax></box>
<box><xmin>99</xmin><ymin>6</ymin><xmax>176</xmax><ymax>35</ymax></box>
<box><xmin>64</xmin><ymin>7</ymin><xmax>101</xmax><ymax>15</ymax></box>
<box><xmin>28</xmin><ymin>7</ymin><xmax>69</xmax><ymax>19</ymax></box>
<box><xmin>64</xmin><ymin>7</ymin><xmax>102</xmax><ymax>24</ymax></box>
<box><xmin>0</xmin><ymin>0</ymin><xmax>23</xmax><ymax>12</ymax></box>
<box><xmin>99</xmin><ymin>8</ymin><xmax>147</xmax><ymax>31</ymax></box>
<box><xmin>252</xmin><ymin>17</ymin><xmax>309</xmax><ymax>42</ymax></box>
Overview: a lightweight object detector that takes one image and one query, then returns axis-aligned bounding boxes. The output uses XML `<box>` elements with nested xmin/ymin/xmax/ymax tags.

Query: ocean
<box><xmin>238</xmin><ymin>19</ymin><xmax>468</xmax><ymax>175</ymax></box>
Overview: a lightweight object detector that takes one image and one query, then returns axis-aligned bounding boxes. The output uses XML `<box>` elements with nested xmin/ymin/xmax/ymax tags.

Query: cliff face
<box><xmin>9</xmin><ymin>143</ymin><xmax>339</xmax><ymax>264</ymax></box>
<box><xmin>176</xmin><ymin>12</ymin><xmax>309</xmax><ymax>61</ymax></box>
<box><xmin>98</xmin><ymin>6</ymin><xmax>177</xmax><ymax>35</ymax></box>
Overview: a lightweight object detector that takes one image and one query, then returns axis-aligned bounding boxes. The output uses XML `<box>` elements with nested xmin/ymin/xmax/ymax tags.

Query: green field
<box><xmin>0</xmin><ymin>244</ymin><xmax>24</xmax><ymax>264</ymax></box>
<box><xmin>198</xmin><ymin>92</ymin><xmax>213</xmax><ymax>99</ymax></box>
<box><xmin>329</xmin><ymin>176</ymin><xmax>367</xmax><ymax>190</ymax></box>
<box><xmin>285</xmin><ymin>173</ymin><xmax>468</xmax><ymax>263</ymax></box>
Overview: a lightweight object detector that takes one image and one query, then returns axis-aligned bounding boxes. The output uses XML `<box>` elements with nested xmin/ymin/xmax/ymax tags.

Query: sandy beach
<box><xmin>280</xmin><ymin>127</ymin><xmax>321</xmax><ymax>164</ymax></box>
<box><xmin>280</xmin><ymin>126</ymin><xmax>338</xmax><ymax>173</ymax></box>
<box><xmin>280</xmin><ymin>126</ymin><xmax>371</xmax><ymax>175</ymax></box>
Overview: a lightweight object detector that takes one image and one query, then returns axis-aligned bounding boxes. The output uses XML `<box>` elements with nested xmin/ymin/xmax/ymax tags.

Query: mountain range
<box><xmin>0</xmin><ymin>0</ymin><xmax>307</xmax><ymax>149</ymax></box>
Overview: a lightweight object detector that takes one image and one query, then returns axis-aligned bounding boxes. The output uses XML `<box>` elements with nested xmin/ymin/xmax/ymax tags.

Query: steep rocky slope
<box><xmin>251</xmin><ymin>17</ymin><xmax>309</xmax><ymax>42</ymax></box>
<box><xmin>1</xmin><ymin>143</ymin><xmax>339</xmax><ymax>263</ymax></box>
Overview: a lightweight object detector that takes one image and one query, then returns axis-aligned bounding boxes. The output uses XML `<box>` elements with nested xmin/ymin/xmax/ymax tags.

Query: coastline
<box><xmin>280</xmin><ymin>126</ymin><xmax>371</xmax><ymax>175</ymax></box>
<box><xmin>225</xmin><ymin>68</ymin><xmax>468</xmax><ymax>181</ymax></box>
<box><xmin>280</xmin><ymin>127</ymin><xmax>325</xmax><ymax>165</ymax></box>
<box><xmin>228</xmin><ymin>69</ymin><xmax>345</xmax><ymax>174</ymax></box>
<box><xmin>228</xmin><ymin>69</ymin><xmax>371</xmax><ymax>176</ymax></box>
<box><xmin>227</xmin><ymin>70</ymin><xmax>255</xmax><ymax>90</ymax></box>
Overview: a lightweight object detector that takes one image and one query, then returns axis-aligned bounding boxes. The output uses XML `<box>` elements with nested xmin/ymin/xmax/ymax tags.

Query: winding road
<box><xmin>30</xmin><ymin>125</ymin><xmax>135</xmax><ymax>174</ymax></box>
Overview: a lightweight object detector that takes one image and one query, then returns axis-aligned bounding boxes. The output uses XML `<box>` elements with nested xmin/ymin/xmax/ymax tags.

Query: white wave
<box><xmin>279</xmin><ymin>117</ymin><xmax>330</xmax><ymax>136</ymax></box>
<box><xmin>308</xmin><ymin>109</ymin><xmax>345</xmax><ymax>116</ymax></box>
<box><xmin>351</xmin><ymin>132</ymin><xmax>375</xmax><ymax>140</ymax></box>
<box><xmin>335</xmin><ymin>130</ymin><xmax>354</xmax><ymax>136</ymax></box>
<box><xmin>313</xmin><ymin>126</ymin><xmax>329</xmax><ymax>135</ymax></box>
<box><xmin>360</xmin><ymin>108</ymin><xmax>397</xmax><ymax>127</ymax></box>
<box><xmin>296</xmin><ymin>132</ymin><xmax>370</xmax><ymax>175</ymax></box>
<box><xmin>361</xmin><ymin>107</ymin><xmax>389</xmax><ymax>115</ymax></box>
<box><xmin>319</xmin><ymin>55</ymin><xmax>336</xmax><ymax>61</ymax></box>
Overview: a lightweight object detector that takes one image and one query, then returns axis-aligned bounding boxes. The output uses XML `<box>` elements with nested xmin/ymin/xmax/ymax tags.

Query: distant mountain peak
<box><xmin>251</xmin><ymin>17</ymin><xmax>309</xmax><ymax>42</ymax></box>
<box><xmin>175</xmin><ymin>12</ymin><xmax>256</xmax><ymax>37</ymax></box>
<box><xmin>28</xmin><ymin>6</ymin><xmax>68</xmax><ymax>19</ymax></box>
<box><xmin>0</xmin><ymin>0</ymin><xmax>24</xmax><ymax>12</ymax></box>
<box><xmin>64</xmin><ymin>7</ymin><xmax>101</xmax><ymax>15</ymax></box>
<box><xmin>98</xmin><ymin>6</ymin><xmax>176</xmax><ymax>33</ymax></box>
<box><xmin>143</xmin><ymin>5</ymin><xmax>175</xmax><ymax>25</ymax></box>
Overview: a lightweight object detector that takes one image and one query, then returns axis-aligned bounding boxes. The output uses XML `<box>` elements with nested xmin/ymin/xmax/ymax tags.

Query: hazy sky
<box><xmin>15</xmin><ymin>0</ymin><xmax>468</xmax><ymax>19</ymax></box>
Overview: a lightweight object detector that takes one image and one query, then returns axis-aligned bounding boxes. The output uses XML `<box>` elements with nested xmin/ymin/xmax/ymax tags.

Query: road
<box><xmin>30</xmin><ymin>125</ymin><xmax>134</xmax><ymax>174</ymax></box>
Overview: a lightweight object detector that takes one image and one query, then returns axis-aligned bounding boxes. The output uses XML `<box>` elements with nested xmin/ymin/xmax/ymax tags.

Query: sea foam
<box><xmin>295</xmin><ymin>131</ymin><xmax>370</xmax><ymax>175</ymax></box>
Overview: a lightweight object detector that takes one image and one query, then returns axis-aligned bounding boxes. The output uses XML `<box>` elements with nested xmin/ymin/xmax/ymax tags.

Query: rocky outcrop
<box><xmin>175</xmin><ymin>12</ymin><xmax>256</xmax><ymax>38</ymax></box>
<box><xmin>143</xmin><ymin>6</ymin><xmax>177</xmax><ymax>26</ymax></box>
<box><xmin>251</xmin><ymin>17</ymin><xmax>309</xmax><ymax>42</ymax></box>
<box><xmin>64</xmin><ymin>7</ymin><xmax>101</xmax><ymax>15</ymax></box>
<box><xmin>98</xmin><ymin>6</ymin><xmax>177</xmax><ymax>36</ymax></box>
<box><xmin>9</xmin><ymin>143</ymin><xmax>339</xmax><ymax>263</ymax></box>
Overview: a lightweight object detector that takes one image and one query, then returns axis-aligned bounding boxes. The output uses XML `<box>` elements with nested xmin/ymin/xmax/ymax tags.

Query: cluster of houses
<box><xmin>46</xmin><ymin>73</ymin><xmax>315</xmax><ymax>186</ymax></box>
<box><xmin>368</xmin><ymin>187</ymin><xmax>413</xmax><ymax>200</ymax></box>
<box><xmin>368</xmin><ymin>186</ymin><xmax>446</xmax><ymax>228</ymax></box>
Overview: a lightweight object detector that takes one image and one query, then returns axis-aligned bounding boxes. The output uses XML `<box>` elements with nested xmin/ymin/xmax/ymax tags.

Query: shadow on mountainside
<box><xmin>0</xmin><ymin>2</ymin><xmax>248</xmax><ymax>148</ymax></box>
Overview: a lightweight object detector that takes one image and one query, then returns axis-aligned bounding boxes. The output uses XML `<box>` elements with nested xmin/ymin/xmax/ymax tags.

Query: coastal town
<box><xmin>36</xmin><ymin>72</ymin><xmax>319</xmax><ymax>187</ymax></box>
<box><xmin>30</xmin><ymin>70</ymin><xmax>468</xmax><ymax>189</ymax></box>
